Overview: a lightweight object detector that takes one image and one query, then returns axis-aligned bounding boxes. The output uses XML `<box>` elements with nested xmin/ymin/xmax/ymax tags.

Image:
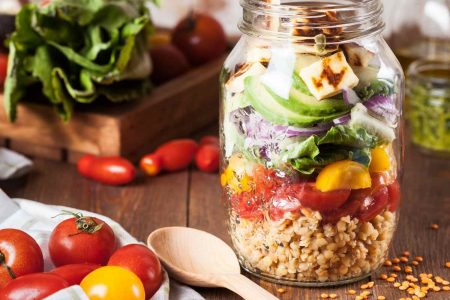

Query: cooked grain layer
<box><xmin>230</xmin><ymin>210</ymin><xmax>396</xmax><ymax>282</ymax></box>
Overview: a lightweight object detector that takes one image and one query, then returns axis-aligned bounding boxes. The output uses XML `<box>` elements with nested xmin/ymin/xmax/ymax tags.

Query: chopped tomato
<box><xmin>231</xmin><ymin>192</ymin><xmax>263</xmax><ymax>221</ymax></box>
<box><xmin>357</xmin><ymin>186</ymin><xmax>390</xmax><ymax>222</ymax></box>
<box><xmin>269</xmin><ymin>185</ymin><xmax>302</xmax><ymax>221</ymax></box>
<box><xmin>232</xmin><ymin>166</ymin><xmax>290</xmax><ymax>221</ymax></box>
<box><xmin>269</xmin><ymin>196</ymin><xmax>301</xmax><ymax>221</ymax></box>
<box><xmin>295</xmin><ymin>183</ymin><xmax>351</xmax><ymax>213</ymax></box>
<box><xmin>253</xmin><ymin>166</ymin><xmax>278</xmax><ymax>194</ymax></box>
<box><xmin>387</xmin><ymin>180</ymin><xmax>401</xmax><ymax>212</ymax></box>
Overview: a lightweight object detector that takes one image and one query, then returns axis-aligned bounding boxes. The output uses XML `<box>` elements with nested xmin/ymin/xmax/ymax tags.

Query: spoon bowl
<box><xmin>148</xmin><ymin>226</ymin><xmax>240</xmax><ymax>287</ymax></box>
<box><xmin>148</xmin><ymin>227</ymin><xmax>279</xmax><ymax>300</ymax></box>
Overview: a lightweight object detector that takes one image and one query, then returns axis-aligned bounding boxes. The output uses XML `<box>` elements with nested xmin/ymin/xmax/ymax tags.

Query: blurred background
<box><xmin>150</xmin><ymin>0</ymin><xmax>450</xmax><ymax>64</ymax></box>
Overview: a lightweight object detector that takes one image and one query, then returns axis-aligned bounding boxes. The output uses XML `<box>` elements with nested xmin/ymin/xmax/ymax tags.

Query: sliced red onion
<box><xmin>343</xmin><ymin>88</ymin><xmax>361</xmax><ymax>105</ymax></box>
<box><xmin>363</xmin><ymin>95</ymin><xmax>399</xmax><ymax>125</ymax></box>
<box><xmin>333</xmin><ymin>114</ymin><xmax>351</xmax><ymax>125</ymax></box>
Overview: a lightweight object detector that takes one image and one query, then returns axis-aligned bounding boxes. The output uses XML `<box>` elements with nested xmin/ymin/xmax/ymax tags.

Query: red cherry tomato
<box><xmin>0</xmin><ymin>273</ymin><xmax>69</xmax><ymax>300</ymax></box>
<box><xmin>140</xmin><ymin>153</ymin><xmax>163</xmax><ymax>176</ymax></box>
<box><xmin>387</xmin><ymin>180</ymin><xmax>401</xmax><ymax>212</ymax></box>
<box><xmin>49</xmin><ymin>213</ymin><xmax>116</xmax><ymax>267</ymax></box>
<box><xmin>0</xmin><ymin>53</ymin><xmax>7</xmax><ymax>86</ymax></box>
<box><xmin>0</xmin><ymin>229</ymin><xmax>44</xmax><ymax>289</ymax></box>
<box><xmin>295</xmin><ymin>183</ymin><xmax>351</xmax><ymax>213</ymax></box>
<box><xmin>321</xmin><ymin>190</ymin><xmax>367</xmax><ymax>224</ymax></box>
<box><xmin>150</xmin><ymin>44</ymin><xmax>190</xmax><ymax>85</ymax></box>
<box><xmin>199</xmin><ymin>136</ymin><xmax>219</xmax><ymax>146</ymax></box>
<box><xmin>77</xmin><ymin>154</ymin><xmax>95</xmax><ymax>175</ymax></box>
<box><xmin>155</xmin><ymin>139</ymin><xmax>198</xmax><ymax>172</ymax></box>
<box><xmin>357</xmin><ymin>186</ymin><xmax>390</xmax><ymax>222</ymax></box>
<box><xmin>108</xmin><ymin>244</ymin><xmax>163</xmax><ymax>298</ymax></box>
<box><xmin>77</xmin><ymin>155</ymin><xmax>136</xmax><ymax>185</ymax></box>
<box><xmin>172</xmin><ymin>13</ymin><xmax>227</xmax><ymax>66</ymax></box>
<box><xmin>195</xmin><ymin>144</ymin><xmax>220</xmax><ymax>173</ymax></box>
<box><xmin>49</xmin><ymin>263</ymin><xmax>100</xmax><ymax>286</ymax></box>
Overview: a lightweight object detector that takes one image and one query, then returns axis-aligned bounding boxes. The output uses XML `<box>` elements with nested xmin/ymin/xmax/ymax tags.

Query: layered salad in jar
<box><xmin>220</xmin><ymin>22</ymin><xmax>402</xmax><ymax>284</ymax></box>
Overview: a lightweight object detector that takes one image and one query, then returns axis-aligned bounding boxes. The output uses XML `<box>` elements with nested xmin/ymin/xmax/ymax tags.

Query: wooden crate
<box><xmin>0</xmin><ymin>57</ymin><xmax>224</xmax><ymax>163</ymax></box>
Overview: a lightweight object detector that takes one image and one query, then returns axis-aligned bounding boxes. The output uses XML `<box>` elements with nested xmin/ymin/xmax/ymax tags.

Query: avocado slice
<box><xmin>244</xmin><ymin>76</ymin><xmax>349</xmax><ymax>127</ymax></box>
<box><xmin>265</xmin><ymin>73</ymin><xmax>351</xmax><ymax>116</ymax></box>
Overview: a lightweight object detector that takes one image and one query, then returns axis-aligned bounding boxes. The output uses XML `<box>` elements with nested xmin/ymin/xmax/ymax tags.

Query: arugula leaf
<box><xmin>356</xmin><ymin>79</ymin><xmax>394</xmax><ymax>101</ymax></box>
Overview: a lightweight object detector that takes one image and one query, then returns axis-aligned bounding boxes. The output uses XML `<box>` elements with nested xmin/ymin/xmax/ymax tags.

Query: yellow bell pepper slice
<box><xmin>370</xmin><ymin>145</ymin><xmax>391</xmax><ymax>173</ymax></box>
<box><xmin>316</xmin><ymin>160</ymin><xmax>372</xmax><ymax>192</ymax></box>
<box><xmin>221</xmin><ymin>154</ymin><xmax>253</xmax><ymax>193</ymax></box>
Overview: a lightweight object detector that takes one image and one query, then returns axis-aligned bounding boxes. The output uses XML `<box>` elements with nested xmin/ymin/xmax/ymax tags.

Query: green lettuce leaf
<box><xmin>4</xmin><ymin>0</ymin><xmax>153</xmax><ymax>121</ymax></box>
<box><xmin>290</xmin><ymin>148</ymin><xmax>372</xmax><ymax>175</ymax></box>
<box><xmin>283</xmin><ymin>125</ymin><xmax>378</xmax><ymax>175</ymax></box>
<box><xmin>317</xmin><ymin>125</ymin><xmax>378</xmax><ymax>148</ymax></box>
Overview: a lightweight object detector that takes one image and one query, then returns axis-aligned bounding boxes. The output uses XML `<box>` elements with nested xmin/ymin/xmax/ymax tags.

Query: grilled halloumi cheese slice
<box><xmin>299</xmin><ymin>51</ymin><xmax>359</xmax><ymax>100</ymax></box>
<box><xmin>225</xmin><ymin>62</ymin><xmax>266</xmax><ymax>95</ymax></box>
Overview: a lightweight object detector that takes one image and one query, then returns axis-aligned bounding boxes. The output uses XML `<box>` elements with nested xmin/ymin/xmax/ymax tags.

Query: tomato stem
<box><xmin>187</xmin><ymin>10</ymin><xmax>197</xmax><ymax>31</ymax></box>
<box><xmin>0</xmin><ymin>251</ymin><xmax>16</xmax><ymax>280</ymax></box>
<box><xmin>54</xmin><ymin>210</ymin><xmax>104</xmax><ymax>235</ymax></box>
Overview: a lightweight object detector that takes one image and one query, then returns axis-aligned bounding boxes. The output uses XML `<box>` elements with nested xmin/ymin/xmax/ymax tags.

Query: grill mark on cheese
<box><xmin>312</xmin><ymin>53</ymin><xmax>348</xmax><ymax>89</ymax></box>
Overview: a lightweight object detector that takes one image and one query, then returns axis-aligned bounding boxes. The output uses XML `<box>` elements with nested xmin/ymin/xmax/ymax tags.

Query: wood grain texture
<box><xmin>9</xmin><ymin>140</ymin><xmax>64</xmax><ymax>161</ymax></box>
<box><xmin>0</xmin><ymin>55</ymin><xmax>224</xmax><ymax>162</ymax></box>
<box><xmin>0</xmin><ymin>129</ymin><xmax>448</xmax><ymax>299</ymax></box>
<box><xmin>0</xmin><ymin>160</ymin><xmax>189</xmax><ymax>242</ymax></box>
<box><xmin>189</xmin><ymin>171</ymin><xmax>230</xmax><ymax>244</ymax></box>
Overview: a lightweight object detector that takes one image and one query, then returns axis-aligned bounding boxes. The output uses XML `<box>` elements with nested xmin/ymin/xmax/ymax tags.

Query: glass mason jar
<box><xmin>220</xmin><ymin>0</ymin><xmax>404</xmax><ymax>286</ymax></box>
<box><xmin>407</xmin><ymin>60</ymin><xmax>450</xmax><ymax>155</ymax></box>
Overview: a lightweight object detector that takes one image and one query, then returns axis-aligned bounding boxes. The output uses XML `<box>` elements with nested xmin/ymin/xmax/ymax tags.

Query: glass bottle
<box><xmin>384</xmin><ymin>0</ymin><xmax>450</xmax><ymax>70</ymax></box>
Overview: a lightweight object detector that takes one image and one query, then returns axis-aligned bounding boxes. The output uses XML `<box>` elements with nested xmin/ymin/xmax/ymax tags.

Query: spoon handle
<box><xmin>219</xmin><ymin>274</ymin><xmax>279</xmax><ymax>300</ymax></box>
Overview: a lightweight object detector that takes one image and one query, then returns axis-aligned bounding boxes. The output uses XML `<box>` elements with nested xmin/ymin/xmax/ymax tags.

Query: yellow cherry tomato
<box><xmin>80</xmin><ymin>266</ymin><xmax>145</xmax><ymax>300</ymax></box>
<box><xmin>316</xmin><ymin>160</ymin><xmax>372</xmax><ymax>192</ymax></box>
<box><xmin>370</xmin><ymin>145</ymin><xmax>391</xmax><ymax>173</ymax></box>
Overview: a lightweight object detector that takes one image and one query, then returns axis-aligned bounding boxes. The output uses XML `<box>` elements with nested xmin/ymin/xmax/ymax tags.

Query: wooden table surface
<box><xmin>0</xmin><ymin>127</ymin><xmax>449</xmax><ymax>300</ymax></box>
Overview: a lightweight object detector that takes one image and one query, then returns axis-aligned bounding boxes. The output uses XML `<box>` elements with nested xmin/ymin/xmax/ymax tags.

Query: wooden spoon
<box><xmin>148</xmin><ymin>227</ymin><xmax>279</xmax><ymax>300</ymax></box>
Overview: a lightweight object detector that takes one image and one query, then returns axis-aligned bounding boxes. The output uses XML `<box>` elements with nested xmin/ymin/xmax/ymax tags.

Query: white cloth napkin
<box><xmin>0</xmin><ymin>189</ymin><xmax>204</xmax><ymax>300</ymax></box>
<box><xmin>0</xmin><ymin>148</ymin><xmax>33</xmax><ymax>180</ymax></box>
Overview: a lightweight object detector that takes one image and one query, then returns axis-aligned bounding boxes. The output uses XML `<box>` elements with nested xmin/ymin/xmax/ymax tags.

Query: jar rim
<box><xmin>242</xmin><ymin>0</ymin><xmax>381</xmax><ymax>13</ymax></box>
<box><xmin>407</xmin><ymin>59</ymin><xmax>450</xmax><ymax>96</ymax></box>
<box><xmin>239</xmin><ymin>0</ymin><xmax>385</xmax><ymax>44</ymax></box>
